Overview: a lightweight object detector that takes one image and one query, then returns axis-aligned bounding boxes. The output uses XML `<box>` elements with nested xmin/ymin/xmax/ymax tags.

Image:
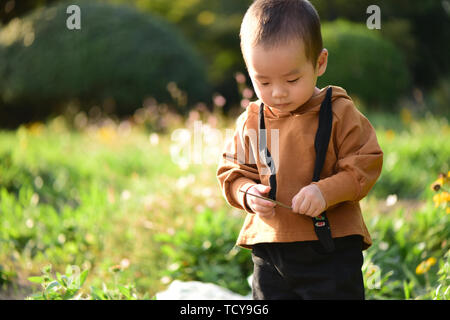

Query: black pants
<box><xmin>251</xmin><ymin>235</ymin><xmax>365</xmax><ymax>300</ymax></box>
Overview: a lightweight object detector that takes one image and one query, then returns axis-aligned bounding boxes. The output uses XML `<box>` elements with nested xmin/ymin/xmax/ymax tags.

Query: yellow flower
<box><xmin>446</xmin><ymin>207</ymin><xmax>450</xmax><ymax>214</ymax></box>
<box><xmin>431</xmin><ymin>177</ymin><xmax>444</xmax><ymax>191</ymax></box>
<box><xmin>416</xmin><ymin>257</ymin><xmax>437</xmax><ymax>275</ymax></box>
<box><xmin>97</xmin><ymin>125</ymin><xmax>117</xmax><ymax>144</ymax></box>
<box><xmin>365</xmin><ymin>265</ymin><xmax>378</xmax><ymax>277</ymax></box>
<box><xmin>416</xmin><ymin>261</ymin><xmax>428</xmax><ymax>274</ymax></box>
<box><xmin>385</xmin><ymin>129</ymin><xmax>395</xmax><ymax>141</ymax></box>
<box><xmin>433</xmin><ymin>194</ymin><xmax>441</xmax><ymax>207</ymax></box>
<box><xmin>426</xmin><ymin>257</ymin><xmax>437</xmax><ymax>267</ymax></box>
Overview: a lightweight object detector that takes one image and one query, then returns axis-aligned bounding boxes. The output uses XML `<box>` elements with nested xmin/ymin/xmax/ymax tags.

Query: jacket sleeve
<box><xmin>312</xmin><ymin>102</ymin><xmax>383</xmax><ymax>210</ymax></box>
<box><xmin>216</xmin><ymin>110</ymin><xmax>260</xmax><ymax>214</ymax></box>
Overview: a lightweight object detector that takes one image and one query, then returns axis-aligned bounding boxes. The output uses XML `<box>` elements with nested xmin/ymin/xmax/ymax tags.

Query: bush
<box><xmin>363</xmin><ymin>172</ymin><xmax>449</xmax><ymax>299</ymax></box>
<box><xmin>111</xmin><ymin>0</ymin><xmax>253</xmax><ymax>109</ymax></box>
<box><xmin>318</xmin><ymin>20</ymin><xmax>411</xmax><ymax>110</ymax></box>
<box><xmin>155</xmin><ymin>208</ymin><xmax>253</xmax><ymax>296</ymax></box>
<box><xmin>372</xmin><ymin>115</ymin><xmax>450</xmax><ymax>199</ymax></box>
<box><xmin>0</xmin><ymin>0</ymin><xmax>211</xmax><ymax>118</ymax></box>
<box><xmin>313</xmin><ymin>0</ymin><xmax>449</xmax><ymax>90</ymax></box>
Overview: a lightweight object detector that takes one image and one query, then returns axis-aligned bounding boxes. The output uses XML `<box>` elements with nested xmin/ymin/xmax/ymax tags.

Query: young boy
<box><xmin>216</xmin><ymin>0</ymin><xmax>383</xmax><ymax>299</ymax></box>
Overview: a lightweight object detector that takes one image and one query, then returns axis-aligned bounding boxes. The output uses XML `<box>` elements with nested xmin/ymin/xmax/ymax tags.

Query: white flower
<box><xmin>378</xmin><ymin>241</ymin><xmax>389</xmax><ymax>251</ymax></box>
<box><xmin>25</xmin><ymin>218</ymin><xmax>34</xmax><ymax>229</ymax></box>
<box><xmin>386</xmin><ymin>194</ymin><xmax>398</xmax><ymax>206</ymax></box>
<box><xmin>149</xmin><ymin>133</ymin><xmax>159</xmax><ymax>146</ymax></box>
<box><xmin>120</xmin><ymin>258</ymin><xmax>130</xmax><ymax>269</ymax></box>
<box><xmin>121</xmin><ymin>190</ymin><xmax>131</xmax><ymax>200</ymax></box>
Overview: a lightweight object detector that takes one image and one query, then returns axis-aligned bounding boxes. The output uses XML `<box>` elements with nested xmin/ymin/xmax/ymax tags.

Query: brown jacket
<box><xmin>216</xmin><ymin>85</ymin><xmax>383</xmax><ymax>250</ymax></box>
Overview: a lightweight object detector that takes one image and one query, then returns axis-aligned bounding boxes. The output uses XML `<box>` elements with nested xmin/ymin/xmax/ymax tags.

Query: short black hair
<box><xmin>240</xmin><ymin>0</ymin><xmax>323</xmax><ymax>65</ymax></box>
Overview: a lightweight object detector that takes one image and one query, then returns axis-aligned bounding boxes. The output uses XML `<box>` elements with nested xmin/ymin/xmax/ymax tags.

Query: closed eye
<box><xmin>288</xmin><ymin>78</ymin><xmax>300</xmax><ymax>83</ymax></box>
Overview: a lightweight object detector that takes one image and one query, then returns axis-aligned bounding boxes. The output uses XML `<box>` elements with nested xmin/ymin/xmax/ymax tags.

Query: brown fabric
<box><xmin>216</xmin><ymin>85</ymin><xmax>383</xmax><ymax>250</ymax></box>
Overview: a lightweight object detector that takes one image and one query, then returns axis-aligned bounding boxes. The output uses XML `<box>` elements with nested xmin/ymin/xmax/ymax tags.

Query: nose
<box><xmin>272</xmin><ymin>85</ymin><xmax>288</xmax><ymax>100</ymax></box>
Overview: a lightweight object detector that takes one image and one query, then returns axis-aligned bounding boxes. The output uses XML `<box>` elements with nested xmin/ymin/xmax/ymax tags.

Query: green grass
<box><xmin>0</xmin><ymin>108</ymin><xmax>448</xmax><ymax>299</ymax></box>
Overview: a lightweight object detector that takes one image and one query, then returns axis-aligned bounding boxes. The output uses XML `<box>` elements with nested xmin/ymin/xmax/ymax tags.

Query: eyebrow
<box><xmin>254</xmin><ymin>68</ymin><xmax>301</xmax><ymax>79</ymax></box>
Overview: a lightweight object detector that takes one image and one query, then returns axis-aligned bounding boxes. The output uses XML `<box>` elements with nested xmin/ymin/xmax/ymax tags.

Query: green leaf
<box><xmin>118</xmin><ymin>285</ymin><xmax>131</xmax><ymax>299</ymax></box>
<box><xmin>65</xmin><ymin>265</ymin><xmax>73</xmax><ymax>277</ymax></box>
<box><xmin>63</xmin><ymin>288</ymin><xmax>78</xmax><ymax>300</ymax></box>
<box><xmin>403</xmin><ymin>280</ymin><xmax>411</xmax><ymax>300</ymax></box>
<box><xmin>28</xmin><ymin>276</ymin><xmax>44</xmax><ymax>284</ymax></box>
<box><xmin>79</xmin><ymin>269</ymin><xmax>89</xmax><ymax>287</ymax></box>
<box><xmin>60</xmin><ymin>275</ymin><xmax>68</xmax><ymax>287</ymax></box>
<box><xmin>90</xmin><ymin>286</ymin><xmax>107</xmax><ymax>300</ymax></box>
<box><xmin>41</xmin><ymin>265</ymin><xmax>52</xmax><ymax>275</ymax></box>
<box><xmin>44</xmin><ymin>281</ymin><xmax>60</xmax><ymax>296</ymax></box>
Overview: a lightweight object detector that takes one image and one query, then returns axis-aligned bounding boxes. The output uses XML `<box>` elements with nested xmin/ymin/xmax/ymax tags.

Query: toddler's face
<box><xmin>244</xmin><ymin>40</ymin><xmax>326</xmax><ymax>113</ymax></box>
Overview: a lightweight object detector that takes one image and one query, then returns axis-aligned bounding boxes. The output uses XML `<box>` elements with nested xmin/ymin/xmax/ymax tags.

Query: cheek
<box><xmin>292</xmin><ymin>87</ymin><xmax>303</xmax><ymax>98</ymax></box>
<box><xmin>293</xmin><ymin>81</ymin><xmax>312</xmax><ymax>97</ymax></box>
<box><xmin>252</xmin><ymin>84</ymin><xmax>266</xmax><ymax>100</ymax></box>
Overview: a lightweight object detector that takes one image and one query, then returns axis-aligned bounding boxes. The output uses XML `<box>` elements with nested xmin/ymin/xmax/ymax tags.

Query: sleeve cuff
<box><xmin>311</xmin><ymin>171</ymin><xmax>359</xmax><ymax>210</ymax></box>
<box><xmin>231</xmin><ymin>177</ymin><xmax>257</xmax><ymax>214</ymax></box>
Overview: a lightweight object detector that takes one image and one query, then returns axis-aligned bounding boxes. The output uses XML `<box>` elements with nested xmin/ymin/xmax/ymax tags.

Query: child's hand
<box><xmin>245</xmin><ymin>184</ymin><xmax>276</xmax><ymax>218</ymax></box>
<box><xmin>291</xmin><ymin>184</ymin><xmax>326</xmax><ymax>217</ymax></box>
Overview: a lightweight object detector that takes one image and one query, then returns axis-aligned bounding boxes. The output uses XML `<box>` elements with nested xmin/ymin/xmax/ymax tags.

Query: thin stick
<box><xmin>239</xmin><ymin>189</ymin><xmax>292</xmax><ymax>210</ymax></box>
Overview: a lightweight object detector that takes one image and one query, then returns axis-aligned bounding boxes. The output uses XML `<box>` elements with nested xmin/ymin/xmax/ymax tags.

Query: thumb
<box><xmin>256</xmin><ymin>184</ymin><xmax>271</xmax><ymax>193</ymax></box>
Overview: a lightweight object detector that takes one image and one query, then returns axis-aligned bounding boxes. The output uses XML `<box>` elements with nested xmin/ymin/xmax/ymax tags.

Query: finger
<box><xmin>256</xmin><ymin>199</ymin><xmax>276</xmax><ymax>208</ymax></box>
<box><xmin>299</xmin><ymin>198</ymin><xmax>311</xmax><ymax>215</ymax></box>
<box><xmin>291</xmin><ymin>195</ymin><xmax>297</xmax><ymax>211</ymax></box>
<box><xmin>305</xmin><ymin>203</ymin><xmax>318</xmax><ymax>217</ymax></box>
<box><xmin>294</xmin><ymin>193</ymin><xmax>306</xmax><ymax>214</ymax></box>
<box><xmin>293</xmin><ymin>192</ymin><xmax>305</xmax><ymax>213</ymax></box>
<box><xmin>310</xmin><ymin>209</ymin><xmax>321</xmax><ymax>218</ymax></box>
<box><xmin>248</xmin><ymin>189</ymin><xmax>272</xmax><ymax>202</ymax></box>
<box><xmin>308</xmin><ymin>197</ymin><xmax>324</xmax><ymax>217</ymax></box>
<box><xmin>302</xmin><ymin>198</ymin><xmax>317</xmax><ymax>216</ymax></box>
<box><xmin>253</xmin><ymin>203</ymin><xmax>274</xmax><ymax>213</ymax></box>
<box><xmin>254</xmin><ymin>185</ymin><xmax>271</xmax><ymax>195</ymax></box>
<box><xmin>312</xmin><ymin>205</ymin><xmax>325</xmax><ymax>218</ymax></box>
<box><xmin>248</xmin><ymin>196</ymin><xmax>275</xmax><ymax>208</ymax></box>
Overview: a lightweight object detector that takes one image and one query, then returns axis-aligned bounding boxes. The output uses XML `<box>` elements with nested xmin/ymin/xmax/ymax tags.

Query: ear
<box><xmin>315</xmin><ymin>48</ymin><xmax>328</xmax><ymax>77</ymax></box>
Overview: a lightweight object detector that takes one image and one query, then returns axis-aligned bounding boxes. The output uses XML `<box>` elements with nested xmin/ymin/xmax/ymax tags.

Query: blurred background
<box><xmin>0</xmin><ymin>0</ymin><xmax>448</xmax><ymax>300</ymax></box>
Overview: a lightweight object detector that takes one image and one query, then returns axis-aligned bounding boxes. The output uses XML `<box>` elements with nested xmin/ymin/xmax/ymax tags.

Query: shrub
<box><xmin>318</xmin><ymin>20</ymin><xmax>410</xmax><ymax>110</ymax></box>
<box><xmin>0</xmin><ymin>0</ymin><xmax>211</xmax><ymax>118</ymax></box>
<box><xmin>373</xmin><ymin>118</ymin><xmax>450</xmax><ymax>199</ymax></box>
<box><xmin>364</xmin><ymin>172</ymin><xmax>450</xmax><ymax>299</ymax></box>
<box><xmin>155</xmin><ymin>208</ymin><xmax>253</xmax><ymax>296</ymax></box>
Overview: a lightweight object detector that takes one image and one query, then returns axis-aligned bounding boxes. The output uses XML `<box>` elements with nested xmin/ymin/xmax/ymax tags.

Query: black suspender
<box><xmin>258</xmin><ymin>87</ymin><xmax>335</xmax><ymax>252</ymax></box>
<box><xmin>311</xmin><ymin>87</ymin><xmax>335</xmax><ymax>252</ymax></box>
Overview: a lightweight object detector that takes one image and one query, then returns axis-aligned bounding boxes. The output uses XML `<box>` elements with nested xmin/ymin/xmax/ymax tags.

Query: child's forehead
<box><xmin>245</xmin><ymin>40</ymin><xmax>310</xmax><ymax>74</ymax></box>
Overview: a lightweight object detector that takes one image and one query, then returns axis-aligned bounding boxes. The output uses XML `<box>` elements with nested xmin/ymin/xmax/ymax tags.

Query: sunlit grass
<box><xmin>0</xmin><ymin>104</ymin><xmax>448</xmax><ymax>299</ymax></box>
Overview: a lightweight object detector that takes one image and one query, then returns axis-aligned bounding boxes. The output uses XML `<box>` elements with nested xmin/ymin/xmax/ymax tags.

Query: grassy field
<box><xmin>0</xmin><ymin>105</ymin><xmax>448</xmax><ymax>300</ymax></box>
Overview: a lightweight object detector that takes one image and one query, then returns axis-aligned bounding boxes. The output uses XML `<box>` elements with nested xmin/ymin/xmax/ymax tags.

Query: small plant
<box><xmin>89</xmin><ymin>264</ymin><xmax>143</xmax><ymax>300</ymax></box>
<box><xmin>0</xmin><ymin>264</ymin><xmax>16</xmax><ymax>287</ymax></box>
<box><xmin>155</xmin><ymin>208</ymin><xmax>253</xmax><ymax>296</ymax></box>
<box><xmin>432</xmin><ymin>250</ymin><xmax>449</xmax><ymax>300</ymax></box>
<box><xmin>27</xmin><ymin>264</ymin><xmax>147</xmax><ymax>300</ymax></box>
<box><xmin>27</xmin><ymin>265</ymin><xmax>88</xmax><ymax>300</ymax></box>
